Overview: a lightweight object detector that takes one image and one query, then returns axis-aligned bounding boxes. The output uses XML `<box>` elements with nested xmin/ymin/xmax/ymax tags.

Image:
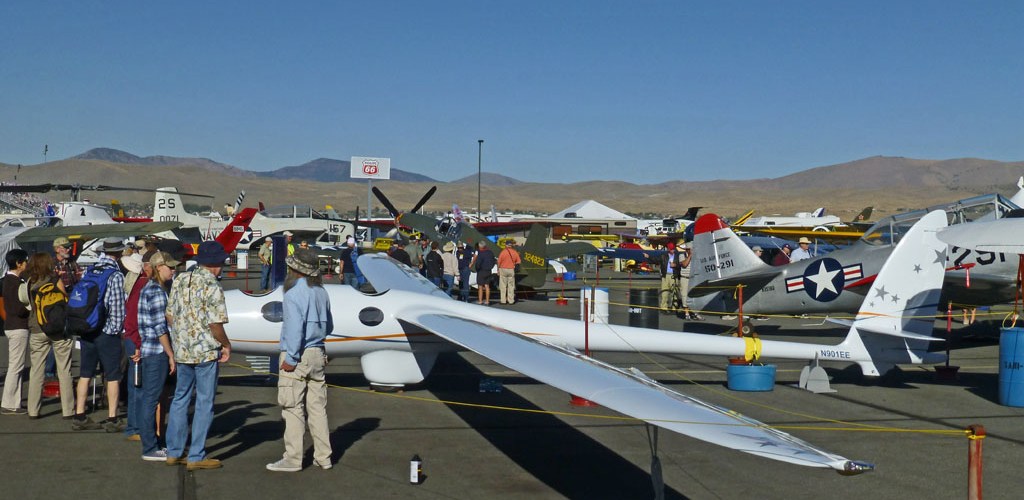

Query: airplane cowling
<box><xmin>360</xmin><ymin>349</ymin><xmax>438</xmax><ymax>387</ymax></box>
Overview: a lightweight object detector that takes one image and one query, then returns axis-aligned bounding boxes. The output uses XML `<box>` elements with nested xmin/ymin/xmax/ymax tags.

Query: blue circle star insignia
<box><xmin>802</xmin><ymin>258</ymin><xmax>845</xmax><ymax>302</ymax></box>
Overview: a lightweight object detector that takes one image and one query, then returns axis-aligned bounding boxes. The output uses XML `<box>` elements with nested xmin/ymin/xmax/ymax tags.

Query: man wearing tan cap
<box><xmin>52</xmin><ymin>236</ymin><xmax>80</xmax><ymax>290</ymax></box>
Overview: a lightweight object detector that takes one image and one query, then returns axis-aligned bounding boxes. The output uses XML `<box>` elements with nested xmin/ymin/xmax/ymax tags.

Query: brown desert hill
<box><xmin>2</xmin><ymin>155</ymin><xmax>1023</xmax><ymax>221</ymax></box>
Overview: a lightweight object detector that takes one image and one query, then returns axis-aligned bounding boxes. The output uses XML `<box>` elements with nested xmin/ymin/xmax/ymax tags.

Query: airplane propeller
<box><xmin>371</xmin><ymin>186</ymin><xmax>437</xmax><ymax>218</ymax></box>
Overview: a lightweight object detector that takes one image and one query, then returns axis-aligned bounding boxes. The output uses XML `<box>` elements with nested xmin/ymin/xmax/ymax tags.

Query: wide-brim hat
<box><xmin>195</xmin><ymin>241</ymin><xmax>229</xmax><ymax>265</ymax></box>
<box><xmin>286</xmin><ymin>247</ymin><xmax>320</xmax><ymax>276</ymax></box>
<box><xmin>121</xmin><ymin>253</ymin><xmax>143</xmax><ymax>274</ymax></box>
<box><xmin>102</xmin><ymin>237</ymin><xmax>127</xmax><ymax>253</ymax></box>
<box><xmin>798</xmin><ymin>237</ymin><xmax>812</xmax><ymax>244</ymax></box>
<box><xmin>443</xmin><ymin>241</ymin><xmax>456</xmax><ymax>252</ymax></box>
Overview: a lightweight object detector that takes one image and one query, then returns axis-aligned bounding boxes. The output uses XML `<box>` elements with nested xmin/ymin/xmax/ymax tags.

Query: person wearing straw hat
<box><xmin>791</xmin><ymin>237</ymin><xmax>813</xmax><ymax>262</ymax></box>
<box><xmin>266</xmin><ymin>248</ymin><xmax>334</xmax><ymax>472</ymax></box>
<box><xmin>165</xmin><ymin>241</ymin><xmax>231</xmax><ymax>470</ymax></box>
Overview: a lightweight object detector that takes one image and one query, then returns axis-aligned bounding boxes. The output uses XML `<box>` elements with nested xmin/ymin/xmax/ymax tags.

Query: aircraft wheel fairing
<box><xmin>360</xmin><ymin>350</ymin><xmax>438</xmax><ymax>386</ymax></box>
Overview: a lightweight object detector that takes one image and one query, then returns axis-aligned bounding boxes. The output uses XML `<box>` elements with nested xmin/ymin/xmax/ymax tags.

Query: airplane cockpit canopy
<box><xmin>860</xmin><ymin>193</ymin><xmax>1020</xmax><ymax>247</ymax></box>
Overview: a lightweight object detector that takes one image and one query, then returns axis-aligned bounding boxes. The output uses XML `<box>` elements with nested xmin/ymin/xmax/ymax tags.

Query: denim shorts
<box><xmin>79</xmin><ymin>333</ymin><xmax>124</xmax><ymax>380</ymax></box>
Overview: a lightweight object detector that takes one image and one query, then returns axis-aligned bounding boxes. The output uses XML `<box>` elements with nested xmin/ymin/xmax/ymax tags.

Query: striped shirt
<box><xmin>138</xmin><ymin>279</ymin><xmax>170</xmax><ymax>358</ymax></box>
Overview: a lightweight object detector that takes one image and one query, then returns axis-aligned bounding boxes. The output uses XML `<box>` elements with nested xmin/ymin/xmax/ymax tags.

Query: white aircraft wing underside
<box><xmin>938</xmin><ymin>218</ymin><xmax>1024</xmax><ymax>254</ymax></box>
<box><xmin>405</xmin><ymin>311</ymin><xmax>862</xmax><ymax>472</ymax></box>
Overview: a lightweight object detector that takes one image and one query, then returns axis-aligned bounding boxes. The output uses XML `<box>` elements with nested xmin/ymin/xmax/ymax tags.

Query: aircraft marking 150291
<box><xmin>949</xmin><ymin>246</ymin><xmax>1006</xmax><ymax>266</ymax></box>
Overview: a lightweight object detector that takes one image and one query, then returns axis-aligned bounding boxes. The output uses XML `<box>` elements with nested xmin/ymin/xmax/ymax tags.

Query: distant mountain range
<box><xmin>74</xmin><ymin>148</ymin><xmax>443</xmax><ymax>184</ymax></box>
<box><xmin>3</xmin><ymin>148</ymin><xmax>1022</xmax><ymax>219</ymax></box>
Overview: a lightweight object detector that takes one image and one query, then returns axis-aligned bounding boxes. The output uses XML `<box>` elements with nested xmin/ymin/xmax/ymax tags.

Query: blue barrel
<box><xmin>726</xmin><ymin>364</ymin><xmax>776</xmax><ymax>391</ymax></box>
<box><xmin>999</xmin><ymin>328</ymin><xmax>1024</xmax><ymax>407</ymax></box>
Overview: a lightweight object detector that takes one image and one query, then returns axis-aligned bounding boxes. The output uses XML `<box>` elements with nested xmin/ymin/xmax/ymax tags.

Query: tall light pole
<box><xmin>477</xmin><ymin>139</ymin><xmax>484</xmax><ymax>221</ymax></box>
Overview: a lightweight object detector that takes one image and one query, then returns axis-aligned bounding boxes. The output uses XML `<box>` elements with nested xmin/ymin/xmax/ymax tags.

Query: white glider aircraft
<box><xmin>221</xmin><ymin>210</ymin><xmax>948</xmax><ymax>473</ymax></box>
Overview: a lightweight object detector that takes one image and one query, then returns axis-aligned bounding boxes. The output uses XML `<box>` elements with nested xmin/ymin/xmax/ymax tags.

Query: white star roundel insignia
<box><xmin>802</xmin><ymin>258</ymin><xmax>845</xmax><ymax>302</ymax></box>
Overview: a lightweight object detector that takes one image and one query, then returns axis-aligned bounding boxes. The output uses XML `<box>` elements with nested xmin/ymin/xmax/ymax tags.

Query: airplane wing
<box><xmin>402</xmin><ymin>312</ymin><xmax>865</xmax><ymax>472</ymax></box>
<box><xmin>472</xmin><ymin>220</ymin><xmax>554</xmax><ymax>235</ymax></box>
<box><xmin>743</xmin><ymin>227</ymin><xmax>865</xmax><ymax>243</ymax></box>
<box><xmin>546</xmin><ymin>241</ymin><xmax>600</xmax><ymax>259</ymax></box>
<box><xmin>938</xmin><ymin>218</ymin><xmax>1024</xmax><ymax>254</ymax></box>
<box><xmin>14</xmin><ymin>221</ymin><xmax>183</xmax><ymax>243</ymax></box>
<box><xmin>356</xmin><ymin>252</ymin><xmax>869</xmax><ymax>472</ymax></box>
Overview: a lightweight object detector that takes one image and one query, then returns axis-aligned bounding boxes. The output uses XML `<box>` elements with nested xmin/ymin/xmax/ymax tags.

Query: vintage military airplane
<box><xmin>153</xmin><ymin>187</ymin><xmax>354</xmax><ymax>246</ymax></box>
<box><xmin>220</xmin><ymin>210</ymin><xmax>950</xmax><ymax>473</ymax></box>
<box><xmin>733</xmin><ymin>207</ymin><xmax>875</xmax><ymax>243</ymax></box>
<box><xmin>689</xmin><ymin>192</ymin><xmax>1022</xmax><ymax>317</ymax></box>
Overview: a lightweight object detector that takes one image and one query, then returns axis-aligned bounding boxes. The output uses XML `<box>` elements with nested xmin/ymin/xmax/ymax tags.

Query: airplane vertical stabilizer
<box><xmin>690</xmin><ymin>213</ymin><xmax>771</xmax><ymax>286</ymax></box>
<box><xmin>518</xmin><ymin>223</ymin><xmax>549</xmax><ymax>289</ymax></box>
<box><xmin>154</xmin><ymin>187</ymin><xmax>190</xmax><ymax>222</ymax></box>
<box><xmin>838</xmin><ymin>210</ymin><xmax>948</xmax><ymax>375</ymax></box>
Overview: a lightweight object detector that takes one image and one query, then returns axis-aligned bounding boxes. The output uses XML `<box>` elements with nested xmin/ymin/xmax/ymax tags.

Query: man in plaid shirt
<box><xmin>71</xmin><ymin>238</ymin><xmax>128</xmax><ymax>432</ymax></box>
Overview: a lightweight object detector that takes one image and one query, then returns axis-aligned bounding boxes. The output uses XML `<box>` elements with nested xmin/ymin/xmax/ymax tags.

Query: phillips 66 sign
<box><xmin>350</xmin><ymin>156</ymin><xmax>391</xmax><ymax>180</ymax></box>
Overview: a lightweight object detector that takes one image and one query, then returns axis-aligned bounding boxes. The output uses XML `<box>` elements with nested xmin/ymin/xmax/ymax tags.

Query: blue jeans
<box><xmin>166</xmin><ymin>360</ymin><xmax>219</xmax><ymax>462</ymax></box>
<box><xmin>139</xmin><ymin>352</ymin><xmax>169</xmax><ymax>454</ymax></box>
<box><xmin>260</xmin><ymin>264</ymin><xmax>272</xmax><ymax>290</ymax></box>
<box><xmin>442</xmin><ymin>275</ymin><xmax>455</xmax><ymax>296</ymax></box>
<box><xmin>459</xmin><ymin>268</ymin><xmax>471</xmax><ymax>301</ymax></box>
<box><xmin>343</xmin><ymin>273</ymin><xmax>358</xmax><ymax>288</ymax></box>
<box><xmin>124</xmin><ymin>339</ymin><xmax>141</xmax><ymax>436</ymax></box>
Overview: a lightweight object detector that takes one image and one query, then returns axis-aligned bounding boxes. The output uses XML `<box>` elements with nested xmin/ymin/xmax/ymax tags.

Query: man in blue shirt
<box><xmin>267</xmin><ymin>248</ymin><xmax>334</xmax><ymax>472</ymax></box>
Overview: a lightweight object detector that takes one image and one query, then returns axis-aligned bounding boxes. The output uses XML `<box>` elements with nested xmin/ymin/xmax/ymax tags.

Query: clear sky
<box><xmin>2</xmin><ymin>1</ymin><xmax>1021</xmax><ymax>183</ymax></box>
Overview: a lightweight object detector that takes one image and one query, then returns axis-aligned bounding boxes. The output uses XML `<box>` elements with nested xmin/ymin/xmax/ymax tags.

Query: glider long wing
<box><xmin>403</xmin><ymin>312</ymin><xmax>869</xmax><ymax>473</ymax></box>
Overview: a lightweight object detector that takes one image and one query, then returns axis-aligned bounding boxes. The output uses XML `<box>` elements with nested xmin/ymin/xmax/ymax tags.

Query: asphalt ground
<box><xmin>2</xmin><ymin>268</ymin><xmax>1024</xmax><ymax>499</ymax></box>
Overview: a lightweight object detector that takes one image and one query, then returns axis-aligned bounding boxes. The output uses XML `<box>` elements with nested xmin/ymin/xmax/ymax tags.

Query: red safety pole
<box><xmin>570</xmin><ymin>298</ymin><xmax>597</xmax><ymax>407</ymax></box>
<box><xmin>967</xmin><ymin>425</ymin><xmax>985</xmax><ymax>500</ymax></box>
<box><xmin>736</xmin><ymin>285</ymin><xmax>744</xmax><ymax>334</ymax></box>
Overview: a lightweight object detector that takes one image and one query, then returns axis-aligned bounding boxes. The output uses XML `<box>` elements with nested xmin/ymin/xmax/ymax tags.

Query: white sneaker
<box><xmin>314</xmin><ymin>459</ymin><xmax>333</xmax><ymax>470</ymax></box>
<box><xmin>266</xmin><ymin>459</ymin><xmax>302</xmax><ymax>472</ymax></box>
<box><xmin>721</xmin><ymin>315</ymin><xmax>737</xmax><ymax>321</ymax></box>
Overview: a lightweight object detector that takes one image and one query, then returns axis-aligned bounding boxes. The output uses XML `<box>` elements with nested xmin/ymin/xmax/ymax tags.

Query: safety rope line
<box><xmin>226</xmin><ymin>360</ymin><xmax>965</xmax><ymax>438</ymax></box>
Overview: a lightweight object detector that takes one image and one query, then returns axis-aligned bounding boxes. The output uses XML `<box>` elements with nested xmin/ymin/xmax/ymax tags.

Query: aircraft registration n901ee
<box><xmin>221</xmin><ymin>210</ymin><xmax>949</xmax><ymax>473</ymax></box>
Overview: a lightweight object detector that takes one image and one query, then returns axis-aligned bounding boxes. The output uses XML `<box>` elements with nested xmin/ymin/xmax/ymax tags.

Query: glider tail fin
<box><xmin>689</xmin><ymin>214</ymin><xmax>771</xmax><ymax>287</ymax></box>
<box><xmin>839</xmin><ymin>210</ymin><xmax>949</xmax><ymax>376</ymax></box>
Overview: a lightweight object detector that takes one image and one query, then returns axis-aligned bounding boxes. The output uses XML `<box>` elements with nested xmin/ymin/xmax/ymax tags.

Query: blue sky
<box><xmin>2</xmin><ymin>1</ymin><xmax>1021</xmax><ymax>183</ymax></box>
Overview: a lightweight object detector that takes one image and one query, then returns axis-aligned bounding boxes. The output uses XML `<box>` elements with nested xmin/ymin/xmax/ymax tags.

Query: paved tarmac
<box><xmin>2</xmin><ymin>270</ymin><xmax>1024</xmax><ymax>499</ymax></box>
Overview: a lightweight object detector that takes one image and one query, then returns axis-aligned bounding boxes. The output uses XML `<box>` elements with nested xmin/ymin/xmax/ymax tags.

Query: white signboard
<box><xmin>350</xmin><ymin>156</ymin><xmax>391</xmax><ymax>180</ymax></box>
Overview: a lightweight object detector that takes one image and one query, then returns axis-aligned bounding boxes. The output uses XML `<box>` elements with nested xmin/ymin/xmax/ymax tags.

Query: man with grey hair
<box><xmin>266</xmin><ymin>248</ymin><xmax>334</xmax><ymax>472</ymax></box>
